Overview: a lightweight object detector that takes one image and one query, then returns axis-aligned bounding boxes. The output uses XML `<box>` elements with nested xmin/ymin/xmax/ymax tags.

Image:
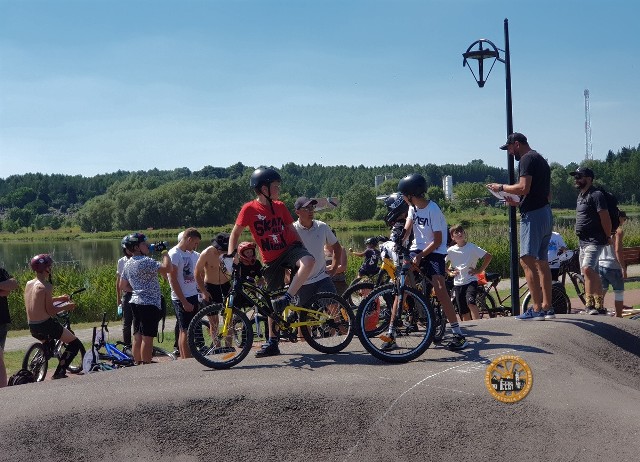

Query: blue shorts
<box><xmin>520</xmin><ymin>205</ymin><xmax>553</xmax><ymax>260</ymax></box>
<box><xmin>579</xmin><ymin>243</ymin><xmax>605</xmax><ymax>271</ymax></box>
<box><xmin>296</xmin><ymin>277</ymin><xmax>337</xmax><ymax>307</ymax></box>
<box><xmin>173</xmin><ymin>295</ymin><xmax>201</xmax><ymax>331</ymax></box>
<box><xmin>598</xmin><ymin>266</ymin><xmax>624</xmax><ymax>292</ymax></box>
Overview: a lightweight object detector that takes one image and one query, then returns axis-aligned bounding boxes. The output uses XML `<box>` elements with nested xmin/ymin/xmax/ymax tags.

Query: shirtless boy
<box><xmin>24</xmin><ymin>254</ymin><xmax>84</xmax><ymax>379</ymax></box>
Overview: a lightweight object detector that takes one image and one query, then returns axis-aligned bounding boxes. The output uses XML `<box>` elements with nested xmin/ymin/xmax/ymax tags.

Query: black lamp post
<box><xmin>462</xmin><ymin>18</ymin><xmax>520</xmax><ymax>315</ymax></box>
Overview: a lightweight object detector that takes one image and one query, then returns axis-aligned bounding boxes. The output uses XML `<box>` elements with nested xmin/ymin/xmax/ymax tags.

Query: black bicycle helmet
<box><xmin>383</xmin><ymin>193</ymin><xmax>409</xmax><ymax>227</ymax></box>
<box><xmin>365</xmin><ymin>237</ymin><xmax>377</xmax><ymax>246</ymax></box>
<box><xmin>124</xmin><ymin>232</ymin><xmax>147</xmax><ymax>251</ymax></box>
<box><xmin>397</xmin><ymin>174</ymin><xmax>427</xmax><ymax>197</ymax></box>
<box><xmin>250</xmin><ymin>167</ymin><xmax>282</xmax><ymax>191</ymax></box>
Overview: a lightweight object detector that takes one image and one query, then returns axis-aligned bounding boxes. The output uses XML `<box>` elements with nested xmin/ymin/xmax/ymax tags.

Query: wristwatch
<box><xmin>498</xmin><ymin>184</ymin><xmax>504</xmax><ymax>192</ymax></box>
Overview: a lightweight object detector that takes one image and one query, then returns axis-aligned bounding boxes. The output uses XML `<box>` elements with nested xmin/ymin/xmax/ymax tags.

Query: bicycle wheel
<box><xmin>521</xmin><ymin>283</ymin><xmax>570</xmax><ymax>315</ymax></box>
<box><xmin>356</xmin><ymin>285</ymin><xmax>435</xmax><ymax>363</ymax></box>
<box><xmin>342</xmin><ymin>282</ymin><xmax>375</xmax><ymax>310</ymax></box>
<box><xmin>300</xmin><ymin>292</ymin><xmax>355</xmax><ymax>354</ymax></box>
<box><xmin>551</xmin><ymin>282</ymin><xmax>570</xmax><ymax>314</ymax></box>
<box><xmin>22</xmin><ymin>343</ymin><xmax>48</xmax><ymax>382</ymax></box>
<box><xmin>476</xmin><ymin>290</ymin><xmax>499</xmax><ymax>318</ymax></box>
<box><xmin>187</xmin><ymin>304</ymin><xmax>253</xmax><ymax>369</ymax></box>
<box><xmin>430</xmin><ymin>298</ymin><xmax>447</xmax><ymax>343</ymax></box>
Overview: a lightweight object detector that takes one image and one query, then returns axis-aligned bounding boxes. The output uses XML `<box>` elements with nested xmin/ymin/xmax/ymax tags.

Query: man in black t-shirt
<box><xmin>570</xmin><ymin>166</ymin><xmax>612</xmax><ymax>314</ymax></box>
<box><xmin>0</xmin><ymin>267</ymin><xmax>19</xmax><ymax>387</ymax></box>
<box><xmin>488</xmin><ymin>132</ymin><xmax>554</xmax><ymax>320</ymax></box>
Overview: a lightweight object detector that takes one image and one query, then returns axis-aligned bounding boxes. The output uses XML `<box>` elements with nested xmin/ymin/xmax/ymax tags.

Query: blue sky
<box><xmin>1</xmin><ymin>0</ymin><xmax>638</xmax><ymax>178</ymax></box>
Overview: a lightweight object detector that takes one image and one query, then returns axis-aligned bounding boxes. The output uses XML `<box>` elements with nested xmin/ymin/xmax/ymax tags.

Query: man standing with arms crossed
<box><xmin>488</xmin><ymin>132</ymin><xmax>554</xmax><ymax>320</ymax></box>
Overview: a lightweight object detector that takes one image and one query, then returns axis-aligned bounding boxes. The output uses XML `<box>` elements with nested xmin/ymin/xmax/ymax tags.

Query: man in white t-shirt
<box><xmin>168</xmin><ymin>227</ymin><xmax>202</xmax><ymax>359</ymax></box>
<box><xmin>292</xmin><ymin>197</ymin><xmax>343</xmax><ymax>306</ymax></box>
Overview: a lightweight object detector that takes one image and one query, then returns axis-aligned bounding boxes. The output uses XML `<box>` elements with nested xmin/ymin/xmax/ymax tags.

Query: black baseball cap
<box><xmin>294</xmin><ymin>196</ymin><xmax>318</xmax><ymax>210</ymax></box>
<box><xmin>569</xmin><ymin>167</ymin><xmax>594</xmax><ymax>179</ymax></box>
<box><xmin>211</xmin><ymin>232</ymin><xmax>230</xmax><ymax>250</ymax></box>
<box><xmin>499</xmin><ymin>132</ymin><xmax>528</xmax><ymax>150</ymax></box>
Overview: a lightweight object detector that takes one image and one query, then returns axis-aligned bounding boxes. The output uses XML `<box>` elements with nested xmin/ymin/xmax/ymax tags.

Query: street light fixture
<box><xmin>462</xmin><ymin>19</ymin><xmax>520</xmax><ymax>315</ymax></box>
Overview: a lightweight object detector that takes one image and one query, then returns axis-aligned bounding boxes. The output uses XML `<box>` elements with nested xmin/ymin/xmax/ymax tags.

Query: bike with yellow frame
<box><xmin>187</xmin><ymin>254</ymin><xmax>355</xmax><ymax>369</ymax></box>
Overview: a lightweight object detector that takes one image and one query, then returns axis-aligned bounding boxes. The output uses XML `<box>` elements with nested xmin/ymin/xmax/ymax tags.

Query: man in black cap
<box><xmin>570</xmin><ymin>166</ymin><xmax>611</xmax><ymax>314</ymax></box>
<box><xmin>488</xmin><ymin>132</ymin><xmax>554</xmax><ymax>320</ymax></box>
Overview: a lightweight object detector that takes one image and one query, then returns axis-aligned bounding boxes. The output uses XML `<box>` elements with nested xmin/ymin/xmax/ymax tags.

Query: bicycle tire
<box><xmin>342</xmin><ymin>282</ymin><xmax>375</xmax><ymax>310</ymax></box>
<box><xmin>520</xmin><ymin>282</ymin><xmax>570</xmax><ymax>315</ymax></box>
<box><xmin>22</xmin><ymin>343</ymin><xmax>48</xmax><ymax>382</ymax></box>
<box><xmin>187</xmin><ymin>304</ymin><xmax>253</xmax><ymax>370</ymax></box>
<box><xmin>476</xmin><ymin>290</ymin><xmax>500</xmax><ymax>318</ymax></box>
<box><xmin>570</xmin><ymin>273</ymin><xmax>586</xmax><ymax>307</ymax></box>
<box><xmin>430</xmin><ymin>298</ymin><xmax>447</xmax><ymax>343</ymax></box>
<box><xmin>299</xmin><ymin>292</ymin><xmax>355</xmax><ymax>354</ymax></box>
<box><xmin>356</xmin><ymin>284</ymin><xmax>435</xmax><ymax>363</ymax></box>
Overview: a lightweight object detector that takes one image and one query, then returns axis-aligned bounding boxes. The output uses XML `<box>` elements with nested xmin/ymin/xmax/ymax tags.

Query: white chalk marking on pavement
<box><xmin>342</xmin><ymin>349</ymin><xmax>515</xmax><ymax>461</ymax></box>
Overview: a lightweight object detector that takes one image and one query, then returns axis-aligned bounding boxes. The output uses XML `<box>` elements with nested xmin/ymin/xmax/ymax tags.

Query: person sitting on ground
<box><xmin>349</xmin><ymin>237</ymin><xmax>381</xmax><ymax>280</ymax></box>
<box><xmin>1</xmin><ymin>266</ymin><xmax>19</xmax><ymax>387</ymax></box>
<box><xmin>24</xmin><ymin>254</ymin><xmax>84</xmax><ymax>379</ymax></box>
<box><xmin>227</xmin><ymin>167</ymin><xmax>315</xmax><ymax>358</ymax></box>
<box><xmin>446</xmin><ymin>224</ymin><xmax>493</xmax><ymax>321</ymax></box>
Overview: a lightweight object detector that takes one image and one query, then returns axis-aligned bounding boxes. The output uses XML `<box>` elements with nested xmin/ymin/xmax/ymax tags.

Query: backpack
<box><xmin>591</xmin><ymin>187</ymin><xmax>620</xmax><ymax>234</ymax></box>
<box><xmin>7</xmin><ymin>369</ymin><xmax>35</xmax><ymax>386</ymax></box>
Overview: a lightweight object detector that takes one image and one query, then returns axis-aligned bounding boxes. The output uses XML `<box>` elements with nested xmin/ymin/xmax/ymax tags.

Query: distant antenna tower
<box><xmin>584</xmin><ymin>89</ymin><xmax>593</xmax><ymax>160</ymax></box>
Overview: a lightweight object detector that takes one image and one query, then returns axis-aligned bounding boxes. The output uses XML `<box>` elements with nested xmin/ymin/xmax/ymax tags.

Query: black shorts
<box><xmin>205</xmin><ymin>282</ymin><xmax>230</xmax><ymax>305</ymax></box>
<box><xmin>172</xmin><ymin>295</ymin><xmax>201</xmax><ymax>331</ymax></box>
<box><xmin>29</xmin><ymin>318</ymin><xmax>64</xmax><ymax>342</ymax></box>
<box><xmin>130</xmin><ymin>304</ymin><xmax>161</xmax><ymax>338</ymax></box>
<box><xmin>262</xmin><ymin>242</ymin><xmax>313</xmax><ymax>291</ymax></box>
<box><xmin>453</xmin><ymin>281</ymin><xmax>479</xmax><ymax>315</ymax></box>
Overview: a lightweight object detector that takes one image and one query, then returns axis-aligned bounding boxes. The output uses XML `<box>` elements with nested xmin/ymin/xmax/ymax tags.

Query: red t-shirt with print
<box><xmin>236</xmin><ymin>200</ymin><xmax>297</xmax><ymax>263</ymax></box>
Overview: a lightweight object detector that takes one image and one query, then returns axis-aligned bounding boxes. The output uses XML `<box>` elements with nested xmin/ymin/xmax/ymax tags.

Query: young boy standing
<box><xmin>393</xmin><ymin>173</ymin><xmax>469</xmax><ymax>351</ymax></box>
<box><xmin>446</xmin><ymin>224</ymin><xmax>492</xmax><ymax>321</ymax></box>
<box><xmin>228</xmin><ymin>167</ymin><xmax>315</xmax><ymax>357</ymax></box>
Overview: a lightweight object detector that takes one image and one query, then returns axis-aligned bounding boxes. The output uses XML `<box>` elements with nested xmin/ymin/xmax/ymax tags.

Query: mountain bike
<box><xmin>187</xmin><ymin>260</ymin><xmax>355</xmax><ymax>369</ymax></box>
<box><xmin>476</xmin><ymin>269</ymin><xmax>571</xmax><ymax>316</ymax></box>
<box><xmin>342</xmin><ymin>241</ymin><xmax>397</xmax><ymax>309</ymax></box>
<box><xmin>518</xmin><ymin>250</ymin><xmax>583</xmax><ymax>314</ymax></box>
<box><xmin>355</xmin><ymin>244</ymin><xmax>436</xmax><ymax>363</ymax></box>
<box><xmin>22</xmin><ymin>288</ymin><xmax>88</xmax><ymax>382</ymax></box>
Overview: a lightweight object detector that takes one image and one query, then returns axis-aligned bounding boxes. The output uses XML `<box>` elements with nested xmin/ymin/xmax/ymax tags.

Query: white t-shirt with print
<box><xmin>168</xmin><ymin>246</ymin><xmax>199</xmax><ymax>299</ymax></box>
<box><xmin>446</xmin><ymin>242</ymin><xmax>488</xmax><ymax>286</ymax></box>
<box><xmin>293</xmin><ymin>220</ymin><xmax>338</xmax><ymax>285</ymax></box>
<box><xmin>409</xmin><ymin>200</ymin><xmax>448</xmax><ymax>255</ymax></box>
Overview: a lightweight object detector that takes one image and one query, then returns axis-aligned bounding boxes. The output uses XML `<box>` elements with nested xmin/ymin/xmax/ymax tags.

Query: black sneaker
<box><xmin>271</xmin><ymin>296</ymin><xmax>291</xmax><ymax>315</ymax></box>
<box><xmin>255</xmin><ymin>342</ymin><xmax>281</xmax><ymax>358</ymax></box>
<box><xmin>51</xmin><ymin>372</ymin><xmax>68</xmax><ymax>380</ymax></box>
<box><xmin>597</xmin><ymin>308</ymin><xmax>608</xmax><ymax>315</ymax></box>
<box><xmin>445</xmin><ymin>334</ymin><xmax>468</xmax><ymax>351</ymax></box>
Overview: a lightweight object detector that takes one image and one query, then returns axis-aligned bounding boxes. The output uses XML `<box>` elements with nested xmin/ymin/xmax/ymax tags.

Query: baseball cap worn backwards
<box><xmin>569</xmin><ymin>167</ymin><xmax>594</xmax><ymax>178</ymax></box>
<box><xmin>211</xmin><ymin>232</ymin><xmax>230</xmax><ymax>250</ymax></box>
<box><xmin>499</xmin><ymin>132</ymin><xmax>528</xmax><ymax>150</ymax></box>
<box><xmin>294</xmin><ymin>196</ymin><xmax>318</xmax><ymax>210</ymax></box>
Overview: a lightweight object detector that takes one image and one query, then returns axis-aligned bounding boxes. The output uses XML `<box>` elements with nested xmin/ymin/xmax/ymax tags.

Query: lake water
<box><xmin>0</xmin><ymin>230</ymin><xmax>380</xmax><ymax>272</ymax></box>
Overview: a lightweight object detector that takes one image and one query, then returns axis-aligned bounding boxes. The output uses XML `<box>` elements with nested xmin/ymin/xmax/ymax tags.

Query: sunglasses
<box><xmin>573</xmin><ymin>174</ymin><xmax>585</xmax><ymax>179</ymax></box>
<box><xmin>299</xmin><ymin>205</ymin><xmax>315</xmax><ymax>211</ymax></box>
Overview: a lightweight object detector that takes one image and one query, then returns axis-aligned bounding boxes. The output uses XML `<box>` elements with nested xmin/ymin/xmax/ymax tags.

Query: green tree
<box><xmin>427</xmin><ymin>186</ymin><xmax>445</xmax><ymax>203</ymax></box>
<box><xmin>76</xmin><ymin>197</ymin><xmax>116</xmax><ymax>232</ymax></box>
<box><xmin>341</xmin><ymin>185</ymin><xmax>376</xmax><ymax>220</ymax></box>
<box><xmin>452</xmin><ymin>182</ymin><xmax>489</xmax><ymax>206</ymax></box>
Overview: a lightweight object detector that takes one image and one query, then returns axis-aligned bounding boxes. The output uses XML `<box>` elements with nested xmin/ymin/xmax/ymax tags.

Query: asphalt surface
<box><xmin>1</xmin><ymin>315</ymin><xmax>639</xmax><ymax>462</ymax></box>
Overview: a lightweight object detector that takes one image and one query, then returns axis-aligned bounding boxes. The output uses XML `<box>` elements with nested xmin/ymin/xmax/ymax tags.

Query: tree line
<box><xmin>0</xmin><ymin>144</ymin><xmax>638</xmax><ymax>233</ymax></box>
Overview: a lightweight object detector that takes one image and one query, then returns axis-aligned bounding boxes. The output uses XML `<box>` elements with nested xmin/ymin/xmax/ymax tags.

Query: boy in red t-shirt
<box><xmin>228</xmin><ymin>167</ymin><xmax>315</xmax><ymax>357</ymax></box>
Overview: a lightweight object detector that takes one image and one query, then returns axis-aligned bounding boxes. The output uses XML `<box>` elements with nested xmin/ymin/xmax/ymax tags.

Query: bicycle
<box><xmin>22</xmin><ymin>288</ymin><xmax>88</xmax><ymax>382</ymax></box>
<box><xmin>355</xmin><ymin>244</ymin><xmax>436</xmax><ymax>363</ymax></box>
<box><xmin>342</xmin><ymin>240</ymin><xmax>396</xmax><ymax>309</ymax></box>
<box><xmin>476</xmin><ymin>268</ymin><xmax>571</xmax><ymax>316</ymax></box>
<box><xmin>518</xmin><ymin>250</ymin><xmax>584</xmax><ymax>314</ymax></box>
<box><xmin>186</xmin><ymin>259</ymin><xmax>355</xmax><ymax>369</ymax></box>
